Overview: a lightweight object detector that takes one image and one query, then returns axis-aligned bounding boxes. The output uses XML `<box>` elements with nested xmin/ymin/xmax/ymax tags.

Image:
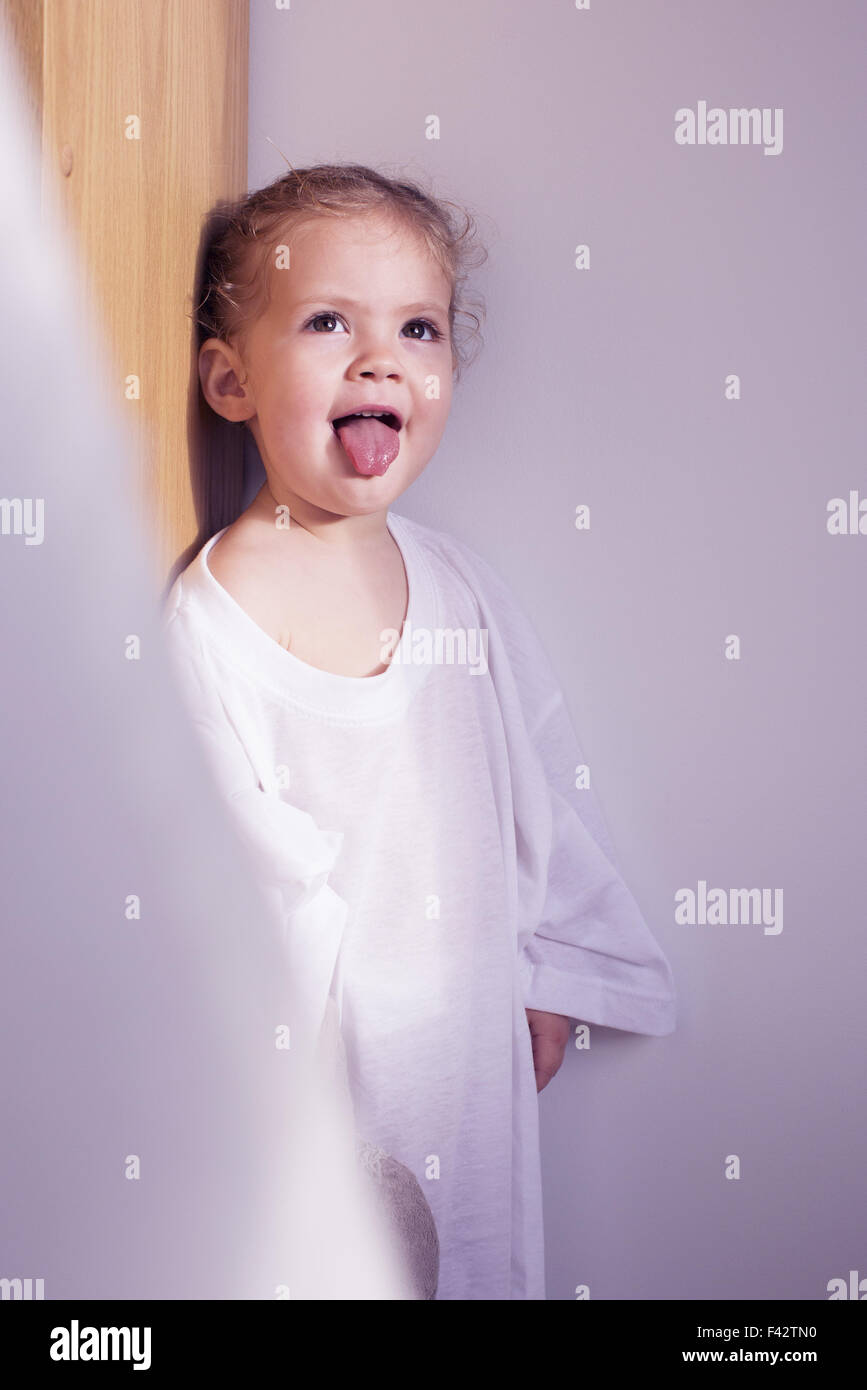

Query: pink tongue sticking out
<box><xmin>334</xmin><ymin>416</ymin><xmax>400</xmax><ymax>476</ymax></box>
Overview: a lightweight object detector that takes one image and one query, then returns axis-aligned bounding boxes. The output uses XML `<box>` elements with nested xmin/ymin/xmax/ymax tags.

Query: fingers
<box><xmin>525</xmin><ymin>1009</ymin><xmax>572</xmax><ymax>1091</ymax></box>
<box><xmin>531</xmin><ymin>1032</ymin><xmax>566</xmax><ymax>1092</ymax></box>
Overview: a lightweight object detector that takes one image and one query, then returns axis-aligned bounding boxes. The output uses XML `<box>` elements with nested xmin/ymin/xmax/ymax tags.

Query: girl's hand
<box><xmin>525</xmin><ymin>1008</ymin><xmax>572</xmax><ymax>1092</ymax></box>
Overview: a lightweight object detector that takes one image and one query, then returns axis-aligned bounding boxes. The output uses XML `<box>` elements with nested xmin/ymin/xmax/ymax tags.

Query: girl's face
<box><xmin>201</xmin><ymin>211</ymin><xmax>454</xmax><ymax>519</ymax></box>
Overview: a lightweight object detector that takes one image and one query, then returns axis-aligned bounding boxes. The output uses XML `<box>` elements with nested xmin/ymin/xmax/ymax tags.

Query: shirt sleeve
<box><xmin>516</xmin><ymin>685</ymin><xmax>677</xmax><ymax>1035</ymax></box>
<box><xmin>446</xmin><ymin>533</ymin><xmax>677</xmax><ymax>1036</ymax></box>
<box><xmin>161</xmin><ymin>599</ymin><xmax>349</xmax><ymax>1052</ymax></box>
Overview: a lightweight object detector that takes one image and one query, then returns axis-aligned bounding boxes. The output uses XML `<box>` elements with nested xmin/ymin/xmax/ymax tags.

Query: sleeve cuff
<box><xmin>518</xmin><ymin>950</ymin><xmax>677</xmax><ymax>1036</ymax></box>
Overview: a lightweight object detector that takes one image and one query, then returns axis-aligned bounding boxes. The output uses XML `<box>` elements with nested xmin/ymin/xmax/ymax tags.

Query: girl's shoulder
<box><xmin>389</xmin><ymin>510</ymin><xmax>517</xmax><ymax>613</ymax></box>
<box><xmin>390</xmin><ymin>511</ymin><xmax>547</xmax><ymax>660</ymax></box>
<box><xmin>162</xmin><ymin>517</ymin><xmax>257</xmax><ymax>632</ymax></box>
<box><xmin>391</xmin><ymin>511</ymin><xmax>569</xmax><ymax>724</ymax></box>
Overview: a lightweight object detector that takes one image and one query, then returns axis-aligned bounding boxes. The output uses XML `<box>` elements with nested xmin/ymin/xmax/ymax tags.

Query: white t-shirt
<box><xmin>162</xmin><ymin>508</ymin><xmax>676</xmax><ymax>1300</ymax></box>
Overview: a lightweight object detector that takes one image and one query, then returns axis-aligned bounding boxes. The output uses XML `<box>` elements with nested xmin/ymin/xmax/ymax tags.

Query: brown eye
<box><xmin>306</xmin><ymin>312</ymin><xmax>346</xmax><ymax>333</ymax></box>
<box><xmin>403</xmin><ymin>319</ymin><xmax>443</xmax><ymax>342</ymax></box>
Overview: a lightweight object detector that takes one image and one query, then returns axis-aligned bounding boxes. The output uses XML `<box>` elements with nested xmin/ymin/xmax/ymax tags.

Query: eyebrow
<box><xmin>293</xmin><ymin>295</ymin><xmax>449</xmax><ymax>316</ymax></box>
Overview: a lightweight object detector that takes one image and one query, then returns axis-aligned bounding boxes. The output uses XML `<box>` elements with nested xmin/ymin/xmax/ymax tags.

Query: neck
<box><xmin>254</xmin><ymin>481</ymin><xmax>392</xmax><ymax>551</ymax></box>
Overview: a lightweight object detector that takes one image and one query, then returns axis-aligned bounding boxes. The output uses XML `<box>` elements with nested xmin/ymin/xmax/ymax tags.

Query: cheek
<box><xmin>265</xmin><ymin>374</ymin><xmax>322</xmax><ymax>428</ymax></box>
<box><xmin>430</xmin><ymin>389</ymin><xmax>452</xmax><ymax>429</ymax></box>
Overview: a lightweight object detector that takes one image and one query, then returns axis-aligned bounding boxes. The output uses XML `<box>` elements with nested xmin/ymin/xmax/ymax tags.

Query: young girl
<box><xmin>163</xmin><ymin>163</ymin><xmax>676</xmax><ymax>1301</ymax></box>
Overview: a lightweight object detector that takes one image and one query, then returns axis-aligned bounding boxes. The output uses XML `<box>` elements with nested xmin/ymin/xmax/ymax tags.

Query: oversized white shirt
<box><xmin>162</xmin><ymin>508</ymin><xmax>677</xmax><ymax>1300</ymax></box>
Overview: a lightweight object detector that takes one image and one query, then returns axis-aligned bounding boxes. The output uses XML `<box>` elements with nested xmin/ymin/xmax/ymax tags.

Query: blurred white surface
<box><xmin>0</xmin><ymin>19</ymin><xmax>409</xmax><ymax>1301</ymax></box>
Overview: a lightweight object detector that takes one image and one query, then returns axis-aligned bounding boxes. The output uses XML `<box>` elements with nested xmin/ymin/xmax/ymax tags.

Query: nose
<box><xmin>355</xmin><ymin>356</ymin><xmax>402</xmax><ymax>382</ymax></box>
<box><xmin>349</xmin><ymin>333</ymin><xmax>403</xmax><ymax>382</ymax></box>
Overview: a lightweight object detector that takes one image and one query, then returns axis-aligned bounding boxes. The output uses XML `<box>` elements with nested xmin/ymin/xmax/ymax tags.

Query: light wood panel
<box><xmin>1</xmin><ymin>0</ymin><xmax>249</xmax><ymax>587</ymax></box>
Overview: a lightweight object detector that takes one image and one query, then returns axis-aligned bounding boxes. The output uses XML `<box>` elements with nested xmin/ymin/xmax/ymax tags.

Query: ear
<box><xmin>198</xmin><ymin>337</ymin><xmax>256</xmax><ymax>423</ymax></box>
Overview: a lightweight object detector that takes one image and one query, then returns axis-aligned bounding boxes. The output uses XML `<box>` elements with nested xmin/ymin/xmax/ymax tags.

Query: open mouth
<box><xmin>331</xmin><ymin>409</ymin><xmax>402</xmax><ymax>433</ymax></box>
<box><xmin>330</xmin><ymin>408</ymin><xmax>404</xmax><ymax>476</ymax></box>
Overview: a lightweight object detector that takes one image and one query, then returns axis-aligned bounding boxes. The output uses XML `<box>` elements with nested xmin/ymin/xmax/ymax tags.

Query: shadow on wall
<box><xmin>167</xmin><ymin>202</ymin><xmax>251</xmax><ymax>599</ymax></box>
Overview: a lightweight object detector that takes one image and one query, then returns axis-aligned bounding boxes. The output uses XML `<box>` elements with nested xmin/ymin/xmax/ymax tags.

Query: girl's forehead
<box><xmin>289</xmin><ymin>212</ymin><xmax>428</xmax><ymax>260</ymax></box>
<box><xmin>275</xmin><ymin>214</ymin><xmax>450</xmax><ymax>294</ymax></box>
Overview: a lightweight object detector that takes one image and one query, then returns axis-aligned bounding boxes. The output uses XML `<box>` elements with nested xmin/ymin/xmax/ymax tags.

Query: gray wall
<box><xmin>247</xmin><ymin>0</ymin><xmax>866</xmax><ymax>1299</ymax></box>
